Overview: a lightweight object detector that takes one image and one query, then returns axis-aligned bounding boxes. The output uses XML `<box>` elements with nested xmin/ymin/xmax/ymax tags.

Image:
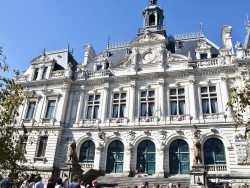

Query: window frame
<box><xmin>36</xmin><ymin>136</ymin><xmax>48</xmax><ymax>157</ymax></box>
<box><xmin>200</xmin><ymin>85</ymin><xmax>218</xmax><ymax>114</ymax></box>
<box><xmin>25</xmin><ymin>101</ymin><xmax>37</xmax><ymax>119</ymax></box>
<box><xmin>111</xmin><ymin>92</ymin><xmax>127</xmax><ymax>118</ymax></box>
<box><xmin>85</xmin><ymin>94</ymin><xmax>100</xmax><ymax>120</ymax></box>
<box><xmin>33</xmin><ymin>68</ymin><xmax>39</xmax><ymax>80</ymax></box>
<box><xmin>140</xmin><ymin>90</ymin><xmax>155</xmax><ymax>117</ymax></box>
<box><xmin>79</xmin><ymin>140</ymin><xmax>96</xmax><ymax>163</ymax></box>
<box><xmin>20</xmin><ymin>135</ymin><xmax>28</xmax><ymax>153</ymax></box>
<box><xmin>169</xmin><ymin>88</ymin><xmax>185</xmax><ymax>115</ymax></box>
<box><xmin>41</xmin><ymin>67</ymin><xmax>48</xmax><ymax>80</ymax></box>
<box><xmin>45</xmin><ymin>99</ymin><xmax>56</xmax><ymax>119</ymax></box>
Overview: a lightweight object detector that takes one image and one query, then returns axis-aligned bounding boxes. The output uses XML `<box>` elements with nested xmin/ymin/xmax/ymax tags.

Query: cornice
<box><xmin>19</xmin><ymin>78</ymin><xmax>73</xmax><ymax>88</ymax></box>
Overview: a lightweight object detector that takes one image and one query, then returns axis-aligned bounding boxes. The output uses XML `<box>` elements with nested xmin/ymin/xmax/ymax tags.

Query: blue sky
<box><xmin>0</xmin><ymin>0</ymin><xmax>250</xmax><ymax>78</ymax></box>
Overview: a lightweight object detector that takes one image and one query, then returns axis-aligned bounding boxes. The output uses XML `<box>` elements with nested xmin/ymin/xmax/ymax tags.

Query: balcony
<box><xmin>16</xmin><ymin>75</ymin><xmax>29</xmax><ymax>82</ymax></box>
<box><xmin>167</xmin><ymin>114</ymin><xmax>192</xmax><ymax>123</ymax></box>
<box><xmin>205</xmin><ymin>164</ymin><xmax>227</xmax><ymax>172</ymax></box>
<box><xmin>139</xmin><ymin>116</ymin><xmax>159</xmax><ymax>123</ymax></box>
<box><xmin>87</xmin><ymin>70</ymin><xmax>111</xmax><ymax>78</ymax></box>
<box><xmin>80</xmin><ymin>163</ymin><xmax>94</xmax><ymax>171</ymax></box>
<box><xmin>189</xmin><ymin>57</ymin><xmax>232</xmax><ymax>68</ymax></box>
<box><xmin>50</xmin><ymin>70</ymin><xmax>66</xmax><ymax>78</ymax></box>
<box><xmin>199</xmin><ymin>113</ymin><xmax>226</xmax><ymax>123</ymax></box>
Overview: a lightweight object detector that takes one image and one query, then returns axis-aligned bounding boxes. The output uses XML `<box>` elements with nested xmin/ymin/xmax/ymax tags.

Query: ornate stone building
<box><xmin>14</xmin><ymin>0</ymin><xmax>250</xmax><ymax>186</ymax></box>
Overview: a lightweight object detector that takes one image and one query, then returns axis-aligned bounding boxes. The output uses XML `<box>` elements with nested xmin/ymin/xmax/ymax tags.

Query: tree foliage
<box><xmin>0</xmin><ymin>46</ymin><xmax>28</xmax><ymax>178</ymax></box>
<box><xmin>227</xmin><ymin>72</ymin><xmax>250</xmax><ymax>138</ymax></box>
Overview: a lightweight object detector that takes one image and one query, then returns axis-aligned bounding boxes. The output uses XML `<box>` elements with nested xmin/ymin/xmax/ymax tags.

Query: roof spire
<box><xmin>200</xmin><ymin>22</ymin><xmax>204</xmax><ymax>34</ymax></box>
<box><xmin>149</xmin><ymin>0</ymin><xmax>157</xmax><ymax>5</ymax></box>
<box><xmin>107</xmin><ymin>36</ymin><xmax>110</xmax><ymax>49</ymax></box>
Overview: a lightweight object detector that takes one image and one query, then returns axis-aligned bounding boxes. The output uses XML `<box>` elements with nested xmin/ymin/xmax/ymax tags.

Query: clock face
<box><xmin>144</xmin><ymin>53</ymin><xmax>154</xmax><ymax>62</ymax></box>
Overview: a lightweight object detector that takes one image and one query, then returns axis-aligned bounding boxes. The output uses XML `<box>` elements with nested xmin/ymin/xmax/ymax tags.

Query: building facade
<box><xmin>14</xmin><ymin>0</ymin><xmax>250</xmax><ymax>185</ymax></box>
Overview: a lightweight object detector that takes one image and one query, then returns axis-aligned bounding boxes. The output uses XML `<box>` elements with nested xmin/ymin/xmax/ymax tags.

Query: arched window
<box><xmin>203</xmin><ymin>138</ymin><xmax>226</xmax><ymax>165</ymax></box>
<box><xmin>79</xmin><ymin>140</ymin><xmax>95</xmax><ymax>163</ymax></box>
<box><xmin>149</xmin><ymin>14</ymin><xmax>155</xmax><ymax>26</ymax></box>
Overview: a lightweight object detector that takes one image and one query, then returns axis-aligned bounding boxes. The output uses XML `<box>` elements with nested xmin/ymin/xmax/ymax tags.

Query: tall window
<box><xmin>96</xmin><ymin>65</ymin><xmax>102</xmax><ymax>71</ymax></box>
<box><xmin>112</xmin><ymin>93</ymin><xmax>126</xmax><ymax>118</ymax></box>
<box><xmin>41</xmin><ymin>67</ymin><xmax>48</xmax><ymax>80</ymax></box>
<box><xmin>45</xmin><ymin>100</ymin><xmax>56</xmax><ymax>118</ymax></box>
<box><xmin>201</xmin><ymin>86</ymin><xmax>218</xmax><ymax>114</ymax></box>
<box><xmin>170</xmin><ymin>88</ymin><xmax>185</xmax><ymax>115</ymax></box>
<box><xmin>26</xmin><ymin>101</ymin><xmax>36</xmax><ymax>119</ymax></box>
<box><xmin>204</xmin><ymin>138</ymin><xmax>226</xmax><ymax>165</ymax></box>
<box><xmin>141</xmin><ymin>90</ymin><xmax>155</xmax><ymax>117</ymax></box>
<box><xmin>33</xmin><ymin>68</ymin><xmax>39</xmax><ymax>80</ymax></box>
<box><xmin>20</xmin><ymin>136</ymin><xmax>28</xmax><ymax>153</ymax></box>
<box><xmin>79</xmin><ymin>140</ymin><xmax>95</xmax><ymax>163</ymax></box>
<box><xmin>37</xmin><ymin>137</ymin><xmax>48</xmax><ymax>157</ymax></box>
<box><xmin>86</xmin><ymin>94</ymin><xmax>100</xmax><ymax>119</ymax></box>
<box><xmin>149</xmin><ymin>14</ymin><xmax>155</xmax><ymax>26</ymax></box>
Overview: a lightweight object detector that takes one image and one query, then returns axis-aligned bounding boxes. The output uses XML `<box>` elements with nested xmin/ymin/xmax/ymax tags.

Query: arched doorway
<box><xmin>169</xmin><ymin>139</ymin><xmax>190</xmax><ymax>174</ymax></box>
<box><xmin>106</xmin><ymin>140</ymin><xmax>124</xmax><ymax>173</ymax></box>
<box><xmin>137</xmin><ymin>140</ymin><xmax>155</xmax><ymax>175</ymax></box>
<box><xmin>79</xmin><ymin>140</ymin><xmax>95</xmax><ymax>163</ymax></box>
<box><xmin>203</xmin><ymin>138</ymin><xmax>226</xmax><ymax>165</ymax></box>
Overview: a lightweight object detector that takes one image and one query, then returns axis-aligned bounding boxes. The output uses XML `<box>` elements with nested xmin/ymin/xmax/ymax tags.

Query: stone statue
<box><xmin>193</xmin><ymin>139</ymin><xmax>201</xmax><ymax>164</ymax></box>
<box><xmin>67</xmin><ymin>142</ymin><xmax>78</xmax><ymax>163</ymax></box>
<box><xmin>150</xmin><ymin>0</ymin><xmax>157</xmax><ymax>5</ymax></box>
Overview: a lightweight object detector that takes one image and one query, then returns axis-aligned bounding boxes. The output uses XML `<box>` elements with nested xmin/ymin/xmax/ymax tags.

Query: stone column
<box><xmin>158</xmin><ymin>79</ymin><xmax>165</xmax><ymax>121</ymax></box>
<box><xmin>123</xmin><ymin>143</ymin><xmax>134</xmax><ymax>176</ymax></box>
<box><xmin>101</xmin><ymin>83</ymin><xmax>109</xmax><ymax>123</ymax></box>
<box><xmin>129</xmin><ymin>81</ymin><xmax>136</xmax><ymax>123</ymax></box>
<box><xmin>220</xmin><ymin>75</ymin><xmax>232</xmax><ymax>118</ymax></box>
<box><xmin>156</xmin><ymin>143</ymin><xmax>165</xmax><ymax>177</ymax></box>
<box><xmin>75</xmin><ymin>87</ymin><xmax>85</xmax><ymax>124</ymax></box>
<box><xmin>189</xmin><ymin>78</ymin><xmax>197</xmax><ymax>120</ymax></box>
<box><xmin>94</xmin><ymin>142</ymin><xmax>104</xmax><ymax>172</ymax></box>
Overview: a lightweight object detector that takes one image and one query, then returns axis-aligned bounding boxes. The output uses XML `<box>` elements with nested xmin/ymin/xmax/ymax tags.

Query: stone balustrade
<box><xmin>204</xmin><ymin>164</ymin><xmax>227</xmax><ymax>172</ymax></box>
<box><xmin>16</xmin><ymin>75</ymin><xmax>29</xmax><ymax>82</ymax></box>
<box><xmin>50</xmin><ymin>70</ymin><xmax>66</xmax><ymax>78</ymax></box>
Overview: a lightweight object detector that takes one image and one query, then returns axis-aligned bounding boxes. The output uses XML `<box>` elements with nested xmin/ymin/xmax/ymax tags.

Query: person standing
<box><xmin>55</xmin><ymin>178</ymin><xmax>63</xmax><ymax>188</ymax></box>
<box><xmin>34</xmin><ymin>176</ymin><xmax>44</xmax><ymax>188</ymax></box>
<box><xmin>136</xmin><ymin>164</ymin><xmax>143</xmax><ymax>178</ymax></box>
<box><xmin>69</xmin><ymin>176</ymin><xmax>79</xmax><ymax>188</ymax></box>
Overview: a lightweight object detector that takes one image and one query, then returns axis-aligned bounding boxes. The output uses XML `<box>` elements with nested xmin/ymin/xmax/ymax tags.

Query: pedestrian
<box><xmin>34</xmin><ymin>176</ymin><xmax>44</xmax><ymax>188</ymax></box>
<box><xmin>69</xmin><ymin>176</ymin><xmax>79</xmax><ymax>188</ymax></box>
<box><xmin>136</xmin><ymin>164</ymin><xmax>143</xmax><ymax>178</ymax></box>
<box><xmin>62</xmin><ymin>176</ymin><xmax>69</xmax><ymax>188</ymax></box>
<box><xmin>91</xmin><ymin>180</ymin><xmax>98</xmax><ymax>188</ymax></box>
<box><xmin>55</xmin><ymin>178</ymin><xmax>63</xmax><ymax>188</ymax></box>
<box><xmin>46</xmin><ymin>177</ymin><xmax>54</xmax><ymax>188</ymax></box>
<box><xmin>153</xmin><ymin>184</ymin><xmax>160</xmax><ymax>188</ymax></box>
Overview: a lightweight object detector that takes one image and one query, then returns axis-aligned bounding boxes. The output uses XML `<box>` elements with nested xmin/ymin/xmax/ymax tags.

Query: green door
<box><xmin>169</xmin><ymin>139</ymin><xmax>190</xmax><ymax>174</ymax></box>
<box><xmin>137</xmin><ymin>140</ymin><xmax>155</xmax><ymax>175</ymax></box>
<box><xmin>106</xmin><ymin>140</ymin><xmax>124</xmax><ymax>173</ymax></box>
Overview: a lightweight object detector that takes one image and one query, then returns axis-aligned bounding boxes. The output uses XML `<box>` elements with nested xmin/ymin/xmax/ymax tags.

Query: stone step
<box><xmin>96</xmin><ymin>175</ymin><xmax>190</xmax><ymax>188</ymax></box>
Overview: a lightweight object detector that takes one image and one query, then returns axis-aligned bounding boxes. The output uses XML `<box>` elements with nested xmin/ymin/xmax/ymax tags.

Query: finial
<box><xmin>43</xmin><ymin>48</ymin><xmax>46</xmax><ymax>56</ymax></box>
<box><xmin>71</xmin><ymin>48</ymin><xmax>74</xmax><ymax>55</ymax></box>
<box><xmin>149</xmin><ymin>0</ymin><xmax>157</xmax><ymax>5</ymax></box>
<box><xmin>107</xmin><ymin>36</ymin><xmax>110</xmax><ymax>49</ymax></box>
<box><xmin>68</xmin><ymin>43</ymin><xmax>70</xmax><ymax>50</ymax></box>
<box><xmin>247</xmin><ymin>14</ymin><xmax>250</xmax><ymax>24</ymax></box>
<box><xmin>200</xmin><ymin>22</ymin><xmax>204</xmax><ymax>34</ymax></box>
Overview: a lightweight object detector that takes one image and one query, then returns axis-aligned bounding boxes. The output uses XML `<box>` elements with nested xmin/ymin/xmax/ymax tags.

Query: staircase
<box><xmin>96</xmin><ymin>174</ymin><xmax>190</xmax><ymax>188</ymax></box>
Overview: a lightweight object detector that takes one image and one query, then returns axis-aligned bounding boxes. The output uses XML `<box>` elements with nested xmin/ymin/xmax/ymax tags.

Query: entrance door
<box><xmin>169</xmin><ymin>139</ymin><xmax>189</xmax><ymax>174</ymax></box>
<box><xmin>106</xmin><ymin>140</ymin><xmax>124</xmax><ymax>173</ymax></box>
<box><xmin>137</xmin><ymin>140</ymin><xmax>155</xmax><ymax>175</ymax></box>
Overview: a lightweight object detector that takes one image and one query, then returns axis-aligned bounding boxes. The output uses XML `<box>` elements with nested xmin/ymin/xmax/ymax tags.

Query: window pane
<box><xmin>96</xmin><ymin>65</ymin><xmax>102</xmax><ymax>71</ymax></box>
<box><xmin>141</xmin><ymin>103</ymin><xmax>147</xmax><ymax>116</ymax></box>
<box><xmin>211</xmin><ymin>99</ymin><xmax>218</xmax><ymax>113</ymax></box>
<box><xmin>202</xmin><ymin>99</ymin><xmax>209</xmax><ymax>113</ymax></box>
<box><xmin>114</xmin><ymin>94</ymin><xmax>119</xmax><ymax>99</ymax></box>
<box><xmin>89</xmin><ymin>95</ymin><xmax>94</xmax><ymax>101</ymax></box>
<box><xmin>46</xmin><ymin>100</ymin><xmax>56</xmax><ymax>118</ymax></box>
<box><xmin>112</xmin><ymin>105</ymin><xmax>118</xmax><ymax>118</ymax></box>
<box><xmin>33</xmin><ymin>68</ymin><xmax>39</xmax><ymax>80</ymax></box>
<box><xmin>95</xmin><ymin>95</ymin><xmax>100</xmax><ymax>100</ymax></box>
<box><xmin>209</xmin><ymin>86</ymin><xmax>216</xmax><ymax>92</ymax></box>
<box><xmin>178</xmin><ymin>88</ymin><xmax>184</xmax><ymax>95</ymax></box>
<box><xmin>149</xmin><ymin>91</ymin><xmax>154</xmax><ymax>97</ymax></box>
<box><xmin>93</xmin><ymin>106</ymin><xmax>99</xmax><ymax>119</ymax></box>
<box><xmin>141</xmin><ymin>91</ymin><xmax>146</xmax><ymax>97</ymax></box>
<box><xmin>26</xmin><ymin>102</ymin><xmax>36</xmax><ymax>119</ymax></box>
<box><xmin>120</xmin><ymin>104</ymin><xmax>126</xmax><ymax>118</ymax></box>
<box><xmin>201</xmin><ymin>87</ymin><xmax>207</xmax><ymax>93</ymax></box>
<box><xmin>170</xmin><ymin>89</ymin><xmax>176</xmax><ymax>95</ymax></box>
<box><xmin>37</xmin><ymin>137</ymin><xmax>48</xmax><ymax>157</ymax></box>
<box><xmin>87</xmin><ymin>106</ymin><xmax>92</xmax><ymax>119</ymax></box>
<box><xmin>41</xmin><ymin>67</ymin><xmax>48</xmax><ymax>80</ymax></box>
<box><xmin>121</xmin><ymin>93</ymin><xmax>126</xmax><ymax>99</ymax></box>
<box><xmin>171</xmin><ymin>101</ymin><xmax>177</xmax><ymax>115</ymax></box>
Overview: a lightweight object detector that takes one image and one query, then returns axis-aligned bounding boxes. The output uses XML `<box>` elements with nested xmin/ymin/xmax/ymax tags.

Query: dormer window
<box><xmin>200</xmin><ymin>54</ymin><xmax>208</xmax><ymax>59</ymax></box>
<box><xmin>149</xmin><ymin>14</ymin><xmax>155</xmax><ymax>26</ymax></box>
<box><xmin>33</xmin><ymin>68</ymin><xmax>39</xmax><ymax>80</ymax></box>
<box><xmin>41</xmin><ymin>67</ymin><xmax>48</xmax><ymax>80</ymax></box>
<box><xmin>96</xmin><ymin>65</ymin><xmax>102</xmax><ymax>71</ymax></box>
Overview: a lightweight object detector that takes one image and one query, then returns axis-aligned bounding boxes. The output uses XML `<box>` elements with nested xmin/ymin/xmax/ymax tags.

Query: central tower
<box><xmin>138</xmin><ymin>0</ymin><xmax>166</xmax><ymax>37</ymax></box>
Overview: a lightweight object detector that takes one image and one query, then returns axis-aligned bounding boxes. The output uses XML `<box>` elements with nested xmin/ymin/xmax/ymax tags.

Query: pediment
<box><xmin>130</xmin><ymin>30</ymin><xmax>167</xmax><ymax>46</ymax></box>
<box><xmin>31</xmin><ymin>54</ymin><xmax>55</xmax><ymax>65</ymax></box>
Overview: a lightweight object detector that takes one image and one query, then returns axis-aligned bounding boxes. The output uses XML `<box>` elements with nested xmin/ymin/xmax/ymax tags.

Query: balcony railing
<box><xmin>204</xmin><ymin>164</ymin><xmax>227</xmax><ymax>172</ymax></box>
<box><xmin>167</xmin><ymin>114</ymin><xmax>192</xmax><ymax>122</ymax></box>
<box><xmin>87</xmin><ymin>70</ymin><xmax>111</xmax><ymax>78</ymax></box>
<box><xmin>80</xmin><ymin>163</ymin><xmax>94</xmax><ymax>170</ymax></box>
<box><xmin>139</xmin><ymin>116</ymin><xmax>159</xmax><ymax>123</ymax></box>
<box><xmin>107</xmin><ymin>117</ymin><xmax>129</xmax><ymax>124</ymax></box>
<box><xmin>16</xmin><ymin>75</ymin><xmax>29</xmax><ymax>82</ymax></box>
<box><xmin>50</xmin><ymin>70</ymin><xmax>66</xmax><ymax>78</ymax></box>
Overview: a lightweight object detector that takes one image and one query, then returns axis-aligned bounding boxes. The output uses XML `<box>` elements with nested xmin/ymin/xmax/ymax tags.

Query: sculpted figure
<box><xmin>67</xmin><ymin>142</ymin><xmax>78</xmax><ymax>163</ymax></box>
<box><xmin>193</xmin><ymin>139</ymin><xmax>201</xmax><ymax>164</ymax></box>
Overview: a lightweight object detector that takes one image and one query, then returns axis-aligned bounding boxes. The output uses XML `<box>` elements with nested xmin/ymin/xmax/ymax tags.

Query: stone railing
<box><xmin>109</xmin><ymin>41</ymin><xmax>130</xmax><ymax>49</ymax></box>
<box><xmin>50</xmin><ymin>70</ymin><xmax>66</xmax><ymax>78</ymax></box>
<box><xmin>87</xmin><ymin>70</ymin><xmax>111</xmax><ymax>78</ymax></box>
<box><xmin>80</xmin><ymin>163</ymin><xmax>94</xmax><ymax>170</ymax></box>
<box><xmin>16</xmin><ymin>75</ymin><xmax>29</xmax><ymax>82</ymax></box>
<box><xmin>138</xmin><ymin>25</ymin><xmax>165</xmax><ymax>34</ymax></box>
<box><xmin>200</xmin><ymin>113</ymin><xmax>226</xmax><ymax>122</ymax></box>
<box><xmin>107</xmin><ymin>117</ymin><xmax>129</xmax><ymax>124</ymax></box>
<box><xmin>196</xmin><ymin>58</ymin><xmax>219</xmax><ymax>67</ymax></box>
<box><xmin>139</xmin><ymin>116</ymin><xmax>159</xmax><ymax>123</ymax></box>
<box><xmin>167</xmin><ymin>114</ymin><xmax>192</xmax><ymax>122</ymax></box>
<box><xmin>172</xmin><ymin>31</ymin><xmax>204</xmax><ymax>40</ymax></box>
<box><xmin>204</xmin><ymin>164</ymin><xmax>227</xmax><ymax>172</ymax></box>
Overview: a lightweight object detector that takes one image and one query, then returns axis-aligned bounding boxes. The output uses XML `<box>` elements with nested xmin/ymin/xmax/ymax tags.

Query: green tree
<box><xmin>227</xmin><ymin>72</ymin><xmax>250</xmax><ymax>138</ymax></box>
<box><xmin>0</xmin><ymin>46</ymin><xmax>28</xmax><ymax>179</ymax></box>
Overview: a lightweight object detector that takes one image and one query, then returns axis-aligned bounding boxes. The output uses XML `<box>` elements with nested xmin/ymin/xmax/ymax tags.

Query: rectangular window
<box><xmin>96</xmin><ymin>65</ymin><xmax>102</xmax><ymax>71</ymax></box>
<box><xmin>37</xmin><ymin>137</ymin><xmax>48</xmax><ymax>157</ymax></box>
<box><xmin>45</xmin><ymin>100</ymin><xmax>56</xmax><ymax>118</ymax></box>
<box><xmin>200</xmin><ymin>54</ymin><xmax>208</xmax><ymax>59</ymax></box>
<box><xmin>170</xmin><ymin>88</ymin><xmax>185</xmax><ymax>115</ymax></box>
<box><xmin>41</xmin><ymin>67</ymin><xmax>48</xmax><ymax>80</ymax></box>
<box><xmin>112</xmin><ymin>93</ymin><xmax>126</xmax><ymax>118</ymax></box>
<box><xmin>33</xmin><ymin>68</ymin><xmax>39</xmax><ymax>80</ymax></box>
<box><xmin>20</xmin><ymin>136</ymin><xmax>28</xmax><ymax>153</ymax></box>
<box><xmin>140</xmin><ymin>90</ymin><xmax>155</xmax><ymax>117</ymax></box>
<box><xmin>86</xmin><ymin>94</ymin><xmax>100</xmax><ymax>119</ymax></box>
<box><xmin>201</xmin><ymin>86</ymin><xmax>218</xmax><ymax>114</ymax></box>
<box><xmin>26</xmin><ymin>101</ymin><xmax>36</xmax><ymax>119</ymax></box>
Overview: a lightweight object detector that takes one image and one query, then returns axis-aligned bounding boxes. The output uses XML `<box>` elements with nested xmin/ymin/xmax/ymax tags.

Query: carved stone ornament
<box><xmin>158</xmin><ymin>130</ymin><xmax>166</xmax><ymax>140</ymax></box>
<box><xmin>96</xmin><ymin>142</ymin><xmax>104</xmax><ymax>151</ymax></box>
<box><xmin>127</xmin><ymin>131</ymin><xmax>135</xmax><ymax>141</ymax></box>
<box><xmin>235</xmin><ymin>140</ymin><xmax>250</xmax><ymax>165</ymax></box>
<box><xmin>144</xmin><ymin>130</ymin><xmax>150</xmax><ymax>136</ymax></box>
<box><xmin>125</xmin><ymin>142</ymin><xmax>134</xmax><ymax>153</ymax></box>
